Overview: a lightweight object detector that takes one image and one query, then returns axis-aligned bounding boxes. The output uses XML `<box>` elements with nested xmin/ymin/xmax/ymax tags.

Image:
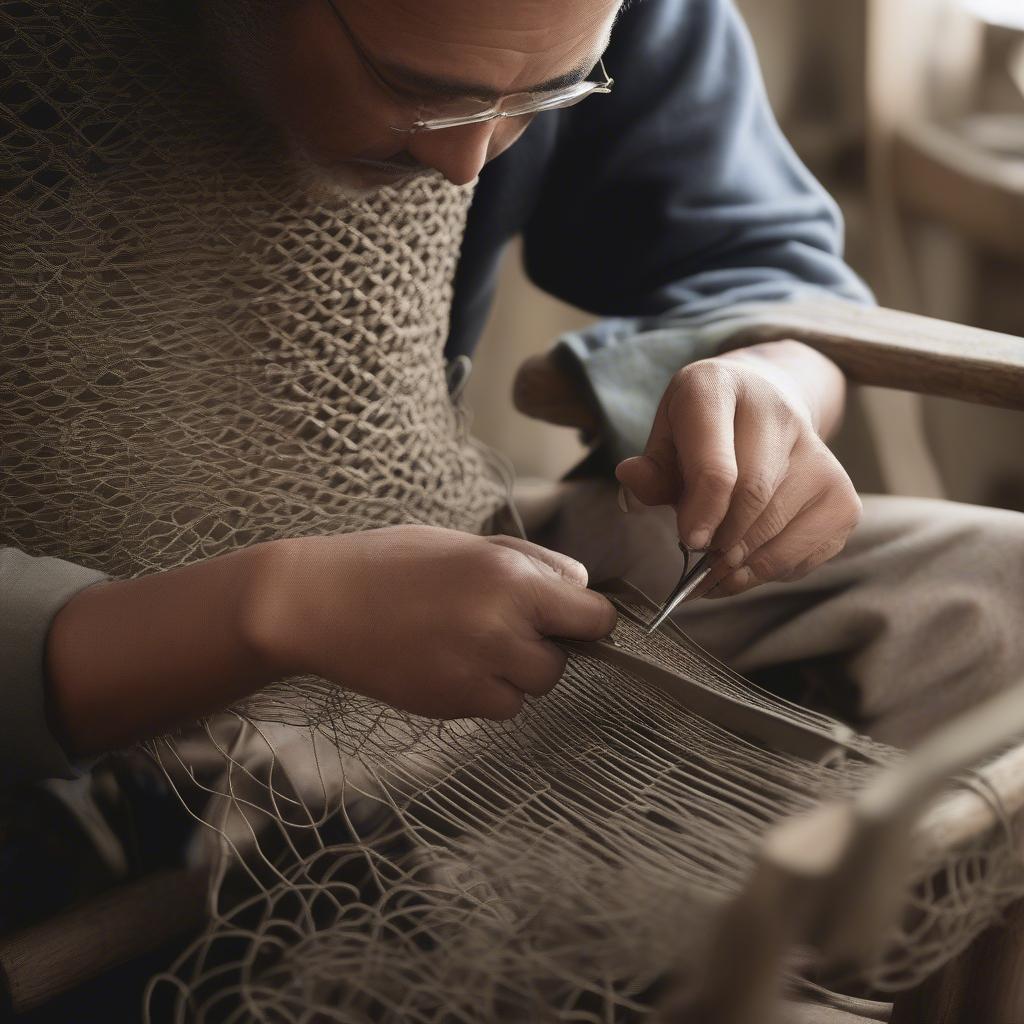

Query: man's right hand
<box><xmin>251</xmin><ymin>525</ymin><xmax>618</xmax><ymax>721</ymax></box>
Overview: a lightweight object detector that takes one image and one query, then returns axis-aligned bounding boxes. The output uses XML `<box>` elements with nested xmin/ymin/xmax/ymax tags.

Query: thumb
<box><xmin>487</xmin><ymin>535</ymin><xmax>590</xmax><ymax>588</ymax></box>
<box><xmin>615</xmin><ymin>455</ymin><xmax>679</xmax><ymax>507</ymax></box>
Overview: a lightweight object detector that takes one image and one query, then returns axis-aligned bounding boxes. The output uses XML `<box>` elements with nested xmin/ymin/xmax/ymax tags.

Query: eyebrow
<box><xmin>371</xmin><ymin>56</ymin><xmax>597</xmax><ymax>102</ymax></box>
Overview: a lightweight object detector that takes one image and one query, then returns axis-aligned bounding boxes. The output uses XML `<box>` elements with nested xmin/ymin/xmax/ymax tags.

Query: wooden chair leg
<box><xmin>892</xmin><ymin>896</ymin><xmax>1024</xmax><ymax>1024</ymax></box>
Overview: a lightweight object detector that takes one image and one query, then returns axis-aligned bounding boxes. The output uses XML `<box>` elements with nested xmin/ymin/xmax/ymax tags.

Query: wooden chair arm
<box><xmin>721</xmin><ymin>302</ymin><xmax>1024</xmax><ymax>410</ymax></box>
<box><xmin>513</xmin><ymin>353</ymin><xmax>603</xmax><ymax>436</ymax></box>
<box><xmin>513</xmin><ymin>303</ymin><xmax>1024</xmax><ymax>434</ymax></box>
<box><xmin>0</xmin><ymin>868</ymin><xmax>207</xmax><ymax>1015</ymax></box>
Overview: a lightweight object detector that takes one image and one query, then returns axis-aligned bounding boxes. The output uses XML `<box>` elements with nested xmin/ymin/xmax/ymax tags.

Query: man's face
<box><xmin>243</xmin><ymin>0</ymin><xmax>621</xmax><ymax>191</ymax></box>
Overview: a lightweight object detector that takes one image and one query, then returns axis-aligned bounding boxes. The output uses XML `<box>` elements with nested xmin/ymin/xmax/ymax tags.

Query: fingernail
<box><xmin>687</xmin><ymin>528</ymin><xmax>711</xmax><ymax>551</ymax></box>
<box><xmin>733</xmin><ymin>567</ymin><xmax>755</xmax><ymax>590</ymax></box>
<box><xmin>617</xmin><ymin>484</ymin><xmax>630</xmax><ymax>515</ymax></box>
<box><xmin>724</xmin><ymin>544</ymin><xmax>746</xmax><ymax>569</ymax></box>
<box><xmin>618</xmin><ymin>485</ymin><xmax>644</xmax><ymax>515</ymax></box>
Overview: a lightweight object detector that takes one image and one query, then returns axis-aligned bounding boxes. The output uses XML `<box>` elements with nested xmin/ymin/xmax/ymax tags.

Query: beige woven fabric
<box><xmin>1</xmin><ymin>1</ymin><xmax>509</xmax><ymax>585</ymax></box>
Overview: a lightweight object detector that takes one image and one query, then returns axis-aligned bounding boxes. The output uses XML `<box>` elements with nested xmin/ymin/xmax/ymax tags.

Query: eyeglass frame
<box><xmin>323</xmin><ymin>0</ymin><xmax>615</xmax><ymax>135</ymax></box>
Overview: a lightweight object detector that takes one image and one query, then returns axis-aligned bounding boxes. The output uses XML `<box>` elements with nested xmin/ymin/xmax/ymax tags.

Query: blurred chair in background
<box><xmin>869</xmin><ymin>0</ymin><xmax>1024</xmax><ymax>511</ymax></box>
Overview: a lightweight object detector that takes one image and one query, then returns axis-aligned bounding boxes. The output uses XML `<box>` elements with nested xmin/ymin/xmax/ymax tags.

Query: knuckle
<box><xmin>804</xmin><ymin>444</ymin><xmax>839</xmax><ymax>477</ymax></box>
<box><xmin>844</xmin><ymin>489</ymin><xmax>864</xmax><ymax>529</ymax></box>
<box><xmin>521</xmin><ymin>570</ymin><xmax>561</xmax><ymax>619</ymax></box>
<box><xmin>820</xmin><ymin>478</ymin><xmax>862</xmax><ymax>535</ymax></box>
<box><xmin>488</xmin><ymin>541</ymin><xmax>526</xmax><ymax>572</ymax></box>
<box><xmin>675</xmin><ymin>358</ymin><xmax>732</xmax><ymax>393</ymax></box>
<box><xmin>490</xmin><ymin>549</ymin><xmax>542</xmax><ymax>597</ymax></box>
<box><xmin>746</xmin><ymin>548</ymin><xmax>788</xmax><ymax>580</ymax></box>
<box><xmin>821</xmin><ymin>532</ymin><xmax>852</xmax><ymax>563</ymax></box>
<box><xmin>549</xmin><ymin>648</ymin><xmax>570</xmax><ymax>680</ymax></box>
<box><xmin>711</xmin><ymin>566</ymin><xmax>759</xmax><ymax>598</ymax></box>
<box><xmin>527</xmin><ymin>656</ymin><xmax>567</xmax><ymax>696</ymax></box>
<box><xmin>734</xmin><ymin>473</ymin><xmax>776</xmax><ymax>515</ymax></box>
<box><xmin>691</xmin><ymin>460</ymin><xmax>738</xmax><ymax>499</ymax></box>
<box><xmin>447</xmin><ymin>655</ymin><xmax>487</xmax><ymax>698</ymax></box>
<box><xmin>747</xmin><ymin>504</ymin><xmax>789</xmax><ymax>547</ymax></box>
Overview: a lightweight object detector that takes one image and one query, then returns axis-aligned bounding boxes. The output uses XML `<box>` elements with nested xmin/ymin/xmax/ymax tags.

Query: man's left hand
<box><xmin>615</xmin><ymin>340</ymin><xmax>862</xmax><ymax>599</ymax></box>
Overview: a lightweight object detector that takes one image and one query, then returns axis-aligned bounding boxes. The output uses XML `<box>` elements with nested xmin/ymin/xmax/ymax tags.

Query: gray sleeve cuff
<box><xmin>0</xmin><ymin>547</ymin><xmax>112</xmax><ymax>786</ymax></box>
<box><xmin>554</xmin><ymin>293</ymin><xmax>873</xmax><ymax>465</ymax></box>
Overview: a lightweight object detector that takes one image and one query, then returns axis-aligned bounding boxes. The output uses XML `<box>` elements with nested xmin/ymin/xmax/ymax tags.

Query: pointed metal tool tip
<box><xmin>646</xmin><ymin>609</ymin><xmax>672</xmax><ymax>635</ymax></box>
<box><xmin>644</xmin><ymin>557</ymin><xmax>718</xmax><ymax>635</ymax></box>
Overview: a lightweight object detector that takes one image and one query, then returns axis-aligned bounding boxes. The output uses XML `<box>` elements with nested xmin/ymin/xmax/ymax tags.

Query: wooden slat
<box><xmin>0</xmin><ymin>869</ymin><xmax>207</xmax><ymax>1014</ymax></box>
<box><xmin>724</xmin><ymin>301</ymin><xmax>1024</xmax><ymax>411</ymax></box>
<box><xmin>513</xmin><ymin>303</ymin><xmax>1024</xmax><ymax>438</ymax></box>
<box><xmin>913</xmin><ymin>741</ymin><xmax>1024</xmax><ymax>862</ymax></box>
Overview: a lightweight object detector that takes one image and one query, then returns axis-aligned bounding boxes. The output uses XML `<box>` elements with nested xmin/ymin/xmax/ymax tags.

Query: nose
<box><xmin>405</xmin><ymin>120</ymin><xmax>500</xmax><ymax>187</ymax></box>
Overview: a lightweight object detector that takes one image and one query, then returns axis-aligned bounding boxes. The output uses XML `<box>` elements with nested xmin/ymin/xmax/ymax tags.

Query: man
<box><xmin>2</xmin><ymin>0</ymin><xmax>1022</xmax><ymax>790</ymax></box>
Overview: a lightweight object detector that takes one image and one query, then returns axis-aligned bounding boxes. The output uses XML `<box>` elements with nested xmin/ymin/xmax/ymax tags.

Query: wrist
<box><xmin>237</xmin><ymin>533</ymin><xmax>363</xmax><ymax>683</ymax></box>
<box><xmin>47</xmin><ymin>542</ymin><xmax>289</xmax><ymax>758</ymax></box>
<box><xmin>716</xmin><ymin>339</ymin><xmax>846</xmax><ymax>438</ymax></box>
<box><xmin>235</xmin><ymin>537</ymin><xmax>307</xmax><ymax>680</ymax></box>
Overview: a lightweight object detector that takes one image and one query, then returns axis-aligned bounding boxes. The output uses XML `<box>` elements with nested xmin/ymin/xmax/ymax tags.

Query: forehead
<box><xmin>344</xmin><ymin>0</ymin><xmax>622</xmax><ymax>80</ymax></box>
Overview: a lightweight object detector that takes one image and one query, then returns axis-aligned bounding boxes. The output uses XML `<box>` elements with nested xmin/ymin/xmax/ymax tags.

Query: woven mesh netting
<box><xmin>145</xmin><ymin>588</ymin><xmax>1024</xmax><ymax>1021</ymax></box>
<box><xmin>3</xmin><ymin>3</ymin><xmax>1024</xmax><ymax>1021</ymax></box>
<box><xmin>1</xmin><ymin>0</ymin><xmax>509</xmax><ymax>576</ymax></box>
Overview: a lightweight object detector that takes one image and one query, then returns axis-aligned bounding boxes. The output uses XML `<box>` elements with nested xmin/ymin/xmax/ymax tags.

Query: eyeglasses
<box><xmin>324</xmin><ymin>0</ymin><xmax>615</xmax><ymax>135</ymax></box>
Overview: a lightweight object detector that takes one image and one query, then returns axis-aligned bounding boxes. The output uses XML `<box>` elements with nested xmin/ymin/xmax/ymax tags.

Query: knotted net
<box><xmin>2</xmin><ymin>2</ymin><xmax>1024</xmax><ymax>1020</ymax></box>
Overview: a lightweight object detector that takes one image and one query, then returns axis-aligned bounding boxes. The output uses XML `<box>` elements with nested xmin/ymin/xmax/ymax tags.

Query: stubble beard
<box><xmin>201</xmin><ymin>0</ymin><xmax>434</xmax><ymax>200</ymax></box>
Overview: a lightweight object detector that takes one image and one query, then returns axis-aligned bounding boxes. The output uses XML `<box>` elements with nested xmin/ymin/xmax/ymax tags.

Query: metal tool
<box><xmin>646</xmin><ymin>542</ymin><xmax>721</xmax><ymax>634</ymax></box>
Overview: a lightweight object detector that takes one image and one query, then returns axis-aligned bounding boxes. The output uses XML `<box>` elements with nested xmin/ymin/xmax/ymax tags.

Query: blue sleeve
<box><xmin>521</xmin><ymin>0</ymin><xmax>874</xmax><ymax>464</ymax></box>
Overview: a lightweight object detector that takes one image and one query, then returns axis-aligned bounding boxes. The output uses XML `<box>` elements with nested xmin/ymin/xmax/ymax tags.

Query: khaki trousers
<box><xmin>531</xmin><ymin>482</ymin><xmax>1024</xmax><ymax>749</ymax></box>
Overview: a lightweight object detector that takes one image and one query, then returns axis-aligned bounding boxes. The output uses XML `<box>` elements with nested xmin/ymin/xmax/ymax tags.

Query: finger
<box><xmin>704</xmin><ymin>565</ymin><xmax>760</xmax><ymax>600</ymax></box>
<box><xmin>501</xmin><ymin>638</ymin><xmax>569</xmax><ymax>698</ymax></box>
<box><xmin>717</xmin><ymin>466</ymin><xmax>817</xmax><ymax>575</ymax></box>
<box><xmin>665</xmin><ymin>368</ymin><xmax>739</xmax><ymax>551</ymax></box>
<box><xmin>679</xmin><ymin>553</ymin><xmax>740</xmax><ymax>602</ymax></box>
<box><xmin>487</xmin><ymin>534</ymin><xmax>589</xmax><ymax>588</ymax></box>
<box><xmin>724</xmin><ymin>448</ymin><xmax>860</xmax><ymax>577</ymax></box>
<box><xmin>477</xmin><ymin>678</ymin><xmax>527</xmax><ymax>721</ymax></box>
<box><xmin>740</xmin><ymin>492</ymin><xmax>860</xmax><ymax>586</ymax></box>
<box><xmin>616</xmin><ymin>453</ymin><xmax>679</xmax><ymax>509</ymax></box>
<box><xmin>706</xmin><ymin>496</ymin><xmax>857</xmax><ymax>601</ymax></box>
<box><xmin>530</xmin><ymin>579</ymin><xmax>618</xmax><ymax>641</ymax></box>
<box><xmin>709</xmin><ymin>415</ymin><xmax>795</xmax><ymax>556</ymax></box>
<box><xmin>617</xmin><ymin>369</ymin><xmax>740</xmax><ymax>550</ymax></box>
<box><xmin>615</xmin><ymin>384</ymin><xmax>682</xmax><ymax>508</ymax></box>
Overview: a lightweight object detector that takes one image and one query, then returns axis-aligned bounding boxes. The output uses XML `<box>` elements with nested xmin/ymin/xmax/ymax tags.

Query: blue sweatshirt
<box><xmin>0</xmin><ymin>0</ymin><xmax>871</xmax><ymax>785</ymax></box>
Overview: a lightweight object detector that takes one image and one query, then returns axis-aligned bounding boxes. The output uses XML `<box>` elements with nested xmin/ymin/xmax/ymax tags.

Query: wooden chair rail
<box><xmin>723</xmin><ymin>301</ymin><xmax>1024</xmax><ymax>412</ymax></box>
<box><xmin>513</xmin><ymin>303</ymin><xmax>1024</xmax><ymax>439</ymax></box>
<box><xmin>0</xmin><ymin>868</ymin><xmax>207</xmax><ymax>1017</ymax></box>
